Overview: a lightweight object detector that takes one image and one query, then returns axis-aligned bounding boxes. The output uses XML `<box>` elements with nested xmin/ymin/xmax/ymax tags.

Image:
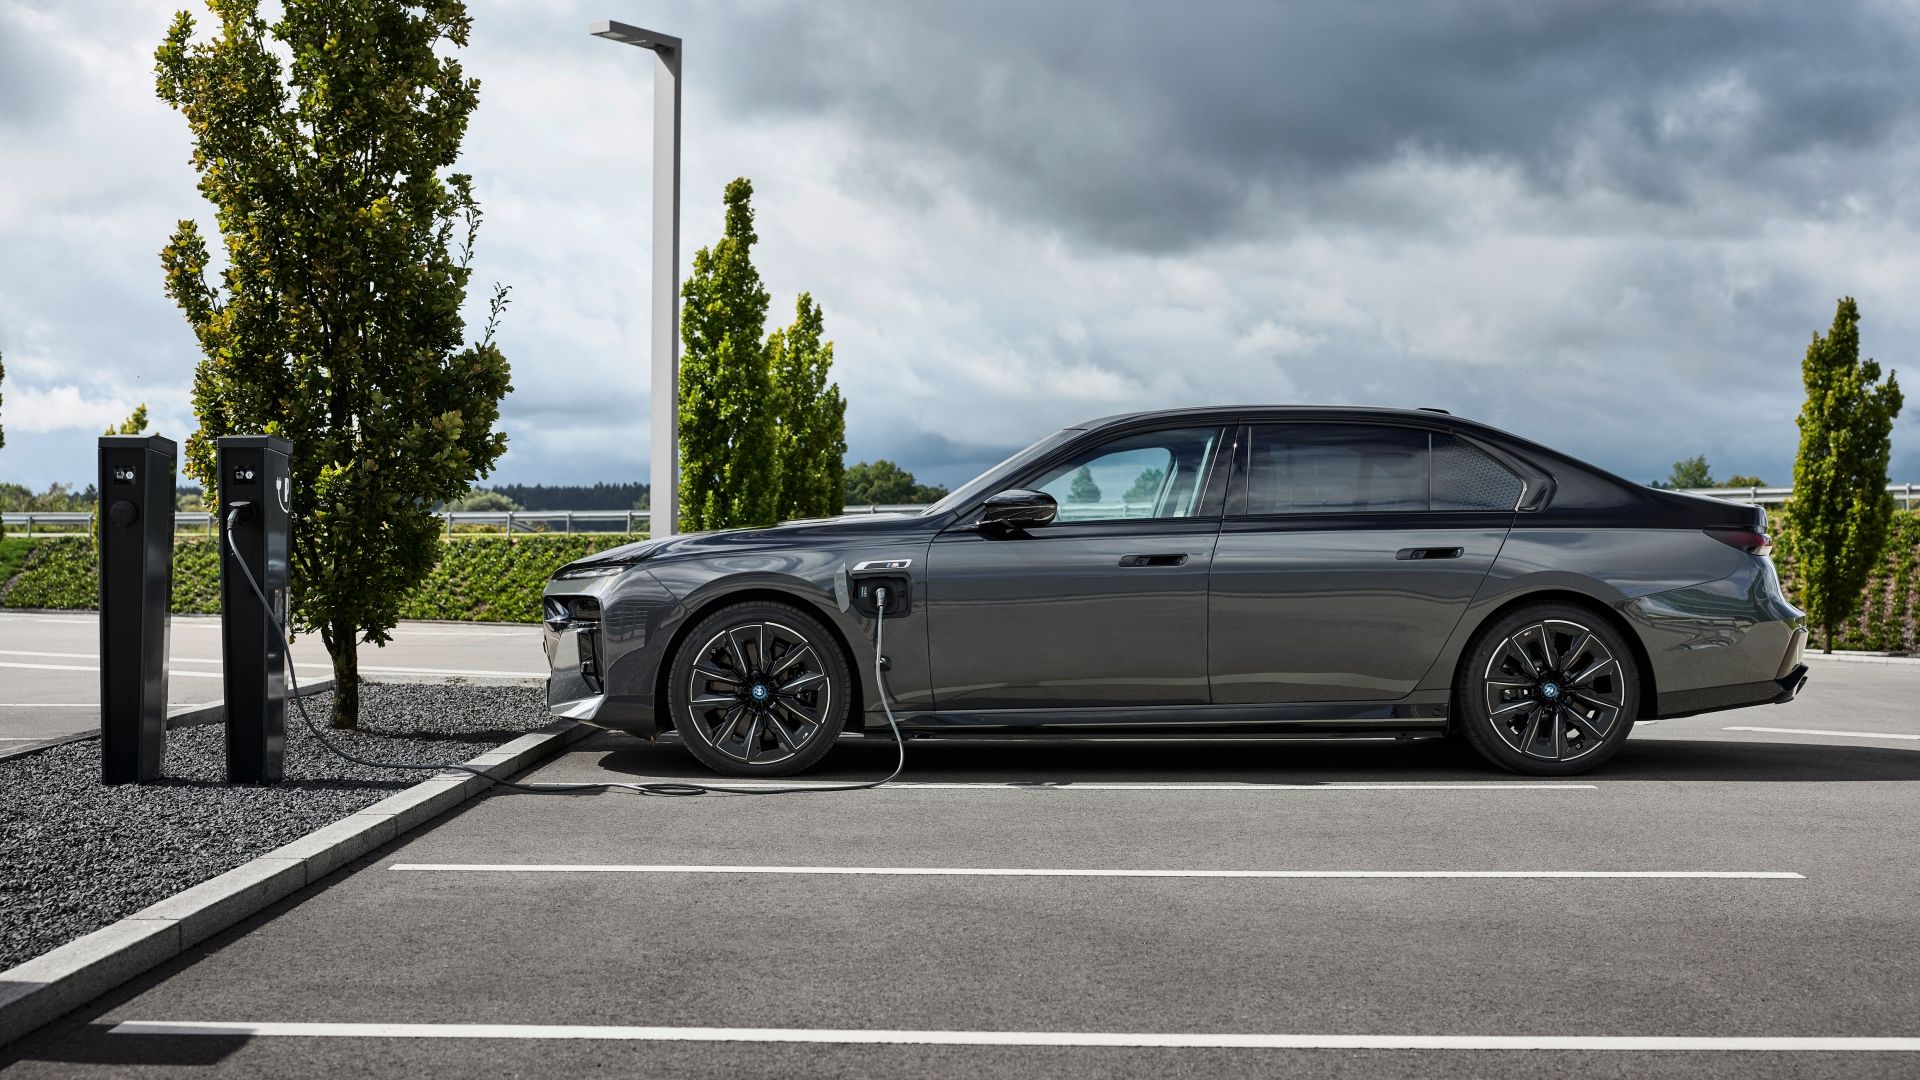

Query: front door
<box><xmin>926</xmin><ymin>425</ymin><xmax>1228</xmax><ymax>712</ymax></box>
<box><xmin>1208</xmin><ymin>422</ymin><xmax>1519</xmax><ymax>703</ymax></box>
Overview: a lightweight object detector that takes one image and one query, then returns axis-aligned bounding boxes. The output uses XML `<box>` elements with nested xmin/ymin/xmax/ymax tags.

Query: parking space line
<box><xmin>388</xmin><ymin>863</ymin><xmax>1801</xmax><ymax>879</ymax></box>
<box><xmin>687</xmin><ymin>782</ymin><xmax>1596</xmax><ymax>791</ymax></box>
<box><xmin>109</xmin><ymin>1021</ymin><xmax>1913</xmax><ymax>1051</ymax></box>
<box><xmin>1726</xmin><ymin>725</ymin><xmax>1920</xmax><ymax>741</ymax></box>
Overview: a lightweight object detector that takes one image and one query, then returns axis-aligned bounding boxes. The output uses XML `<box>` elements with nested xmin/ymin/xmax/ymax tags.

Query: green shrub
<box><xmin>0</xmin><ymin>538</ymin><xmax>33</xmax><ymax>591</ymax></box>
<box><xmin>0</xmin><ymin>534</ymin><xmax>635</xmax><ymax>624</ymax></box>
<box><xmin>396</xmin><ymin>536</ymin><xmax>612</xmax><ymax>623</ymax></box>
<box><xmin>1774</xmin><ymin>508</ymin><xmax>1920</xmax><ymax>653</ymax></box>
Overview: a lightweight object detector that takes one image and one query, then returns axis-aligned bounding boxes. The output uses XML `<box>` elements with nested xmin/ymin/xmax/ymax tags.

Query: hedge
<box><xmin>0</xmin><ymin>534</ymin><xmax>631</xmax><ymax>624</ymax></box>
<box><xmin>6</xmin><ymin>513</ymin><xmax>1918</xmax><ymax>648</ymax></box>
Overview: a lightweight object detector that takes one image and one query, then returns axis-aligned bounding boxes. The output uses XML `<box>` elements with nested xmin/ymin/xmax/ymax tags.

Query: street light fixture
<box><xmin>590</xmin><ymin>19</ymin><xmax>682</xmax><ymax>537</ymax></box>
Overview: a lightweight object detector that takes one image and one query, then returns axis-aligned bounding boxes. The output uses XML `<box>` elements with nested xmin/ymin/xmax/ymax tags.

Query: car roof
<box><xmin>1074</xmin><ymin>405</ymin><xmax>1484</xmax><ymax>434</ymax></box>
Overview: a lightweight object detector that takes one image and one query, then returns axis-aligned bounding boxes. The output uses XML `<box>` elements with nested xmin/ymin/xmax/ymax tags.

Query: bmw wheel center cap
<box><xmin>1541</xmin><ymin>682</ymin><xmax>1561</xmax><ymax>700</ymax></box>
<box><xmin>750</xmin><ymin>684</ymin><xmax>771</xmax><ymax>702</ymax></box>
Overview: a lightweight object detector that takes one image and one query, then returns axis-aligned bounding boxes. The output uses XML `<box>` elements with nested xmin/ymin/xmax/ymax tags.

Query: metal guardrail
<box><xmin>1</xmin><ymin>504</ymin><xmax>935</xmax><ymax>538</ymax></box>
<box><xmin>1675</xmin><ymin>483</ymin><xmax>1918</xmax><ymax>510</ymax></box>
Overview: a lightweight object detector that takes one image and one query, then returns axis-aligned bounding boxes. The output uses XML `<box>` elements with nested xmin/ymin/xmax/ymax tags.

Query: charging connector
<box><xmin>221</xmin><ymin>514</ymin><xmax>906</xmax><ymax>796</ymax></box>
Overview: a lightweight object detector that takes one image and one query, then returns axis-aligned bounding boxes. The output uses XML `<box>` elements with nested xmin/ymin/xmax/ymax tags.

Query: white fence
<box><xmin>1</xmin><ymin>504</ymin><xmax>931</xmax><ymax>537</ymax></box>
<box><xmin>1675</xmin><ymin>483</ymin><xmax>1918</xmax><ymax>509</ymax></box>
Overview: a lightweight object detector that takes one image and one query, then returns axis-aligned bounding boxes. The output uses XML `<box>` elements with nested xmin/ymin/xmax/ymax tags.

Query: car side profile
<box><xmin>542</xmin><ymin>406</ymin><xmax>1809</xmax><ymax>776</ymax></box>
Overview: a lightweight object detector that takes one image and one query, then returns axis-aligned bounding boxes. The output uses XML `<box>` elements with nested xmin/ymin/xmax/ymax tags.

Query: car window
<box><xmin>1432</xmin><ymin>433</ymin><xmax>1525</xmax><ymax>510</ymax></box>
<box><xmin>1025</xmin><ymin>427</ymin><xmax>1224</xmax><ymax>522</ymax></box>
<box><xmin>1243</xmin><ymin>424</ymin><xmax>1429</xmax><ymax>514</ymax></box>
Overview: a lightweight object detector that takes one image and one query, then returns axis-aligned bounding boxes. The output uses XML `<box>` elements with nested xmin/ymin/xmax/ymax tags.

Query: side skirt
<box><xmin>893</xmin><ymin>700</ymin><xmax>1449</xmax><ymax>737</ymax></box>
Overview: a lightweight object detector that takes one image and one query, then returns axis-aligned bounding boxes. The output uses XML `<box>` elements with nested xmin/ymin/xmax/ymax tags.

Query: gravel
<box><xmin>0</xmin><ymin>682</ymin><xmax>552</xmax><ymax>971</ymax></box>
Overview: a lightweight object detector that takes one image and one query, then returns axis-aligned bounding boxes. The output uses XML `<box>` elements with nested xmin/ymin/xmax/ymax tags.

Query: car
<box><xmin>542</xmin><ymin>406</ymin><xmax>1808</xmax><ymax>777</ymax></box>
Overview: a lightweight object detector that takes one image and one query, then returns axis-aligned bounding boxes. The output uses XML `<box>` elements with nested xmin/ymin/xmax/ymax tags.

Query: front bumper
<box><xmin>543</xmin><ymin>568</ymin><xmax>683</xmax><ymax>737</ymax></box>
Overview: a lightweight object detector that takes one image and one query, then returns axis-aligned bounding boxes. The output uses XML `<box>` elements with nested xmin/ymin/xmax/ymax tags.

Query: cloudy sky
<box><xmin>3</xmin><ymin>0</ymin><xmax>1919</xmax><ymax>494</ymax></box>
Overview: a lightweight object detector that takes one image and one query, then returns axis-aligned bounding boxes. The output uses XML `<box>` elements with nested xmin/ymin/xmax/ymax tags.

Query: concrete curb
<box><xmin>0</xmin><ymin>680</ymin><xmax>335</xmax><ymax>763</ymax></box>
<box><xmin>1802</xmin><ymin>652</ymin><xmax>1920</xmax><ymax>666</ymax></box>
<box><xmin>0</xmin><ymin>718</ymin><xmax>594</xmax><ymax>1049</ymax></box>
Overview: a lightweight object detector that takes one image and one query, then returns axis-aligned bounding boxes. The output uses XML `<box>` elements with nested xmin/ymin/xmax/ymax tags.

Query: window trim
<box><xmin>1225</xmin><ymin>421</ymin><xmax>1528</xmax><ymax>521</ymax></box>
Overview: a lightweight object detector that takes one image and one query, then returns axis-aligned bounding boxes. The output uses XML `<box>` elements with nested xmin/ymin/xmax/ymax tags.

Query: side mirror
<box><xmin>979</xmin><ymin>489</ymin><xmax>1058</xmax><ymax>530</ymax></box>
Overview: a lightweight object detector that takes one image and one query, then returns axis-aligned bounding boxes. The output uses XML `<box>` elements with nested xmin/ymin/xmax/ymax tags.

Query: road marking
<box><xmin>356</xmin><ymin>663</ymin><xmax>547</xmax><ymax>678</ymax></box>
<box><xmin>388</xmin><ymin>863</ymin><xmax>1801</xmax><ymax>880</ymax></box>
<box><xmin>685</xmin><ymin>781</ymin><xmax>1596</xmax><ymax>791</ymax></box>
<box><xmin>108</xmin><ymin>1022</ymin><xmax>1913</xmax><ymax>1051</ymax></box>
<box><xmin>0</xmin><ymin>659</ymin><xmax>506</xmax><ymax>680</ymax></box>
<box><xmin>1726</xmin><ymin>725</ymin><xmax>1920</xmax><ymax>741</ymax></box>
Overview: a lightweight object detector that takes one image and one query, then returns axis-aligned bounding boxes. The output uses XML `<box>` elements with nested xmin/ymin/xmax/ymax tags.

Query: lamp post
<box><xmin>591</xmin><ymin>19</ymin><xmax>681</xmax><ymax>536</ymax></box>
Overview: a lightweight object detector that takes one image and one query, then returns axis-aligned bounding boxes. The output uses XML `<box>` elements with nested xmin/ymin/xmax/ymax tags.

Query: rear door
<box><xmin>1208</xmin><ymin>422</ymin><xmax>1521</xmax><ymax>703</ymax></box>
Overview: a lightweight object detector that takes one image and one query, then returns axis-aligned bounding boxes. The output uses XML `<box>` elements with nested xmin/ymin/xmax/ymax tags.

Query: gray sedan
<box><xmin>542</xmin><ymin>406</ymin><xmax>1808</xmax><ymax>777</ymax></box>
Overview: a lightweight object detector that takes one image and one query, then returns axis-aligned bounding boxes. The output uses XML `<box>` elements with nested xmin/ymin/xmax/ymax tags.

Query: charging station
<box><xmin>217</xmin><ymin>435</ymin><xmax>292</xmax><ymax>784</ymax></box>
<box><xmin>97</xmin><ymin>434</ymin><xmax>178</xmax><ymax>784</ymax></box>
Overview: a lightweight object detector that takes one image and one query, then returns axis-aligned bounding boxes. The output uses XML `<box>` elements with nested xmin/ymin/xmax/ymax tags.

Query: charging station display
<box><xmin>217</xmin><ymin>435</ymin><xmax>292</xmax><ymax>784</ymax></box>
<box><xmin>97</xmin><ymin>434</ymin><xmax>178</xmax><ymax>784</ymax></box>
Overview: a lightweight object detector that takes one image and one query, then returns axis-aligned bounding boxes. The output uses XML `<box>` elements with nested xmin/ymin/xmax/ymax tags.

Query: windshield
<box><xmin>919</xmin><ymin>429</ymin><xmax>1082</xmax><ymax>517</ymax></box>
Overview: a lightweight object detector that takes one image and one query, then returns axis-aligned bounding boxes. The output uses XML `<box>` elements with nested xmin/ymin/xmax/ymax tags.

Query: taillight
<box><xmin>1707</xmin><ymin>528</ymin><xmax>1772</xmax><ymax>557</ymax></box>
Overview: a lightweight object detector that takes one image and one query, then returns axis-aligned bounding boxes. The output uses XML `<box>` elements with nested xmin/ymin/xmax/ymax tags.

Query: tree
<box><xmin>105</xmin><ymin>404</ymin><xmax>149</xmax><ymax>436</ymax></box>
<box><xmin>156</xmin><ymin>0</ymin><xmax>513</xmax><ymax>728</ymax></box>
<box><xmin>843</xmin><ymin>460</ymin><xmax>947</xmax><ymax>505</ymax></box>
<box><xmin>445</xmin><ymin>489</ymin><xmax>519</xmax><ymax>512</ymax></box>
<box><xmin>679</xmin><ymin>178</ymin><xmax>777</xmax><ymax>530</ymax></box>
<box><xmin>1722</xmin><ymin>474</ymin><xmax>1766</xmax><ymax>488</ymax></box>
<box><xmin>1123</xmin><ymin>466</ymin><xmax>1166</xmax><ymax>504</ymax></box>
<box><xmin>769</xmin><ymin>293</ymin><xmax>847</xmax><ymax>520</ymax></box>
<box><xmin>1787</xmin><ymin>297</ymin><xmax>1903</xmax><ymax>652</ymax></box>
<box><xmin>1667</xmin><ymin>455</ymin><xmax>1714</xmax><ymax>489</ymax></box>
<box><xmin>1068</xmin><ymin>466</ymin><xmax>1102</xmax><ymax>503</ymax></box>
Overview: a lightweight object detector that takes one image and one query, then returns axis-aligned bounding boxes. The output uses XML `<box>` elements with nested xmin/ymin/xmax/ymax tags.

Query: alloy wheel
<box><xmin>1480</xmin><ymin>619</ymin><xmax>1625</xmax><ymax>763</ymax></box>
<box><xmin>683</xmin><ymin>620</ymin><xmax>834</xmax><ymax>766</ymax></box>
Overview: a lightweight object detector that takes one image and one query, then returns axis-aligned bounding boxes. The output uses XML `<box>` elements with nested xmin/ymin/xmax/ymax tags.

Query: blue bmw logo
<box><xmin>750</xmin><ymin>684</ymin><xmax>770</xmax><ymax>701</ymax></box>
<box><xmin>1541</xmin><ymin>682</ymin><xmax>1561</xmax><ymax>700</ymax></box>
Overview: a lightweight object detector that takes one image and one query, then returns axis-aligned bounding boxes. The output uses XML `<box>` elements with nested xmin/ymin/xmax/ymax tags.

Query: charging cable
<box><xmin>222</xmin><ymin>508</ymin><xmax>906</xmax><ymax>795</ymax></box>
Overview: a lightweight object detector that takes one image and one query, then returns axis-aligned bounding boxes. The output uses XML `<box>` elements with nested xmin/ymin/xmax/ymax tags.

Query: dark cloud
<box><xmin>703</xmin><ymin>0</ymin><xmax>1920</xmax><ymax>252</ymax></box>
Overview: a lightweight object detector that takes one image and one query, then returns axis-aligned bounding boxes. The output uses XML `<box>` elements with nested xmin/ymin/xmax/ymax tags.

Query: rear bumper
<box><xmin>1623</xmin><ymin>560</ymin><xmax>1808</xmax><ymax>721</ymax></box>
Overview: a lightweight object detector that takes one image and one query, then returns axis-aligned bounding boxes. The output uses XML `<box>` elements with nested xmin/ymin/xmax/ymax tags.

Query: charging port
<box><xmin>850</xmin><ymin>575</ymin><xmax>911</xmax><ymax>617</ymax></box>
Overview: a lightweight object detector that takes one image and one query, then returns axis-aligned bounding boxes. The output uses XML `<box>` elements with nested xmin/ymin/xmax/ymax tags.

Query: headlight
<box><xmin>554</xmin><ymin>563</ymin><xmax>627</xmax><ymax>580</ymax></box>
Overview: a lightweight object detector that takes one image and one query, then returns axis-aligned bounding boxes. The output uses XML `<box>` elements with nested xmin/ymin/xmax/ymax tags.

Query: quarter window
<box><xmin>1432</xmin><ymin>433</ymin><xmax>1525</xmax><ymax>510</ymax></box>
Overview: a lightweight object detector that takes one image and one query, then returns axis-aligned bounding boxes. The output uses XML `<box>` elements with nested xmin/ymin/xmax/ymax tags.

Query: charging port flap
<box><xmin>850</xmin><ymin>575</ymin><xmax>911</xmax><ymax>617</ymax></box>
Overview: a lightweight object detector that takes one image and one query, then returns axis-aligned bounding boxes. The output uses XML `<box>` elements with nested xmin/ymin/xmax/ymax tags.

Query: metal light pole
<box><xmin>591</xmin><ymin>19</ymin><xmax>681</xmax><ymax>536</ymax></box>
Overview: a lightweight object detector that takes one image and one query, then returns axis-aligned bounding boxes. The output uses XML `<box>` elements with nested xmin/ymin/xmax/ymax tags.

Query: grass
<box><xmin>0</xmin><ymin>538</ymin><xmax>31</xmax><ymax>590</ymax></box>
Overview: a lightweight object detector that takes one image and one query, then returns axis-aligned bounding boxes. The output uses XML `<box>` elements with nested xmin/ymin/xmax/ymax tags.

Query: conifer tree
<box><xmin>769</xmin><ymin>293</ymin><xmax>846</xmax><ymax>520</ymax></box>
<box><xmin>1786</xmin><ymin>297</ymin><xmax>1903</xmax><ymax>651</ymax></box>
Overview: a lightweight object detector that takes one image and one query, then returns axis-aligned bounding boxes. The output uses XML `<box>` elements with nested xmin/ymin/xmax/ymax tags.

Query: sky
<box><xmin>3</xmin><ymin>0</ymin><xmax>1919</xmax><ymax>494</ymax></box>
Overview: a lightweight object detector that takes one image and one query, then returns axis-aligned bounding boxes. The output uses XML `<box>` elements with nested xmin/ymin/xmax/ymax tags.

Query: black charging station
<box><xmin>217</xmin><ymin>435</ymin><xmax>292</xmax><ymax>784</ymax></box>
<box><xmin>97</xmin><ymin>434</ymin><xmax>178</xmax><ymax>784</ymax></box>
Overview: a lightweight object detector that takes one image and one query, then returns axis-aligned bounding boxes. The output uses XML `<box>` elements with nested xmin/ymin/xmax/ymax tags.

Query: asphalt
<box><xmin>0</xmin><ymin>612</ymin><xmax>546</xmax><ymax>748</ymax></box>
<box><xmin>3</xmin><ymin>655</ymin><xmax>1919</xmax><ymax>1079</ymax></box>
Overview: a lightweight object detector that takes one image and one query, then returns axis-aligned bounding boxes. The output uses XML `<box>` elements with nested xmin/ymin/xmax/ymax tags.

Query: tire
<box><xmin>667</xmin><ymin>600</ymin><xmax>851</xmax><ymax>777</ymax></box>
<box><xmin>1454</xmin><ymin>602</ymin><xmax>1639</xmax><ymax>776</ymax></box>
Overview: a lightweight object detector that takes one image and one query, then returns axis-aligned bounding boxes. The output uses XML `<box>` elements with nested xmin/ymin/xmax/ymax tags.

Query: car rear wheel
<box><xmin>1455</xmin><ymin>603</ymin><xmax>1638</xmax><ymax>776</ymax></box>
<box><xmin>668</xmin><ymin>600</ymin><xmax>851</xmax><ymax>777</ymax></box>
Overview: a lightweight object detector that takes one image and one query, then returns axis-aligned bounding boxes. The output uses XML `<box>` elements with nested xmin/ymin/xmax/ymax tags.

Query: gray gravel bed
<box><xmin>0</xmin><ymin>682</ymin><xmax>551</xmax><ymax>971</ymax></box>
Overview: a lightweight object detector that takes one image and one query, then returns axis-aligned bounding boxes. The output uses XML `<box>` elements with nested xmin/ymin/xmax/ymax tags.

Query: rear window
<box><xmin>1241</xmin><ymin>425</ymin><xmax>1523</xmax><ymax>514</ymax></box>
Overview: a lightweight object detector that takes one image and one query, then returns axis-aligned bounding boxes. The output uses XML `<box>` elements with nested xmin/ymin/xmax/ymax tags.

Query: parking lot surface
<box><xmin>0</xmin><ymin>612</ymin><xmax>545</xmax><ymax>749</ymax></box>
<box><xmin>4</xmin><ymin>655</ymin><xmax>1918</xmax><ymax>1078</ymax></box>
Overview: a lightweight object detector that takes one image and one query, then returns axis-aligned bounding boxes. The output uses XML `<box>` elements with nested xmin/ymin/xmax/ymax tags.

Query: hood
<box><xmin>558</xmin><ymin>511</ymin><xmax>929</xmax><ymax>572</ymax></box>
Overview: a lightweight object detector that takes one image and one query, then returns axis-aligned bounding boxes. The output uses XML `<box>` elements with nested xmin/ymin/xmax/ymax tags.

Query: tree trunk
<box><xmin>328</xmin><ymin>616</ymin><xmax>360</xmax><ymax>730</ymax></box>
<box><xmin>1822</xmin><ymin>623</ymin><xmax>1833</xmax><ymax>655</ymax></box>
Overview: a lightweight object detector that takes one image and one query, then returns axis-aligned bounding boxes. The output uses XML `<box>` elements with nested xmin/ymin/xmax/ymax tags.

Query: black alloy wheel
<box><xmin>668</xmin><ymin>600</ymin><xmax>851</xmax><ymax>776</ymax></box>
<box><xmin>1456</xmin><ymin>602</ymin><xmax>1638</xmax><ymax>776</ymax></box>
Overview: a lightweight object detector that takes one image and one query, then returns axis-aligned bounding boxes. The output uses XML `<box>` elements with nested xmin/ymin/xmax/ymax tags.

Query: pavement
<box><xmin>3</xmin><ymin>654</ymin><xmax>1918</xmax><ymax>1077</ymax></box>
<box><xmin>0</xmin><ymin>612</ymin><xmax>546</xmax><ymax>749</ymax></box>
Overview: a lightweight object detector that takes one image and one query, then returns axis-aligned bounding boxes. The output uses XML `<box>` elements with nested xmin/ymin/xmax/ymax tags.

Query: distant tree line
<box><xmin>450</xmin><ymin>482</ymin><xmax>650</xmax><ymax>512</ymax></box>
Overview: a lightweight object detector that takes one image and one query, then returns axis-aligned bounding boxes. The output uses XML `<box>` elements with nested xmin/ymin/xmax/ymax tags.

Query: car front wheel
<box><xmin>667</xmin><ymin>600</ymin><xmax>851</xmax><ymax>777</ymax></box>
<box><xmin>1455</xmin><ymin>603</ymin><xmax>1639</xmax><ymax>776</ymax></box>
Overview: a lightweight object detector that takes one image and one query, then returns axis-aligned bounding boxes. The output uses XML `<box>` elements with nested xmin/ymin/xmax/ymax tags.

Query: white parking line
<box><xmin>1726</xmin><ymin>725</ymin><xmax>1920</xmax><ymax>741</ymax></box>
<box><xmin>693</xmin><ymin>781</ymin><xmax>1596</xmax><ymax>791</ymax></box>
<box><xmin>108</xmin><ymin>1021</ymin><xmax>1914</xmax><ymax>1051</ymax></box>
<box><xmin>0</xmin><ymin>658</ymin><xmax>527</xmax><ymax>680</ymax></box>
<box><xmin>387</xmin><ymin>863</ymin><xmax>1802</xmax><ymax>879</ymax></box>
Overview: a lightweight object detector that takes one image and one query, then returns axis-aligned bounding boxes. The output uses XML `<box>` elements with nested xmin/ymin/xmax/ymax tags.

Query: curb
<box><xmin>0</xmin><ymin>718</ymin><xmax>595</xmax><ymax>1048</ymax></box>
<box><xmin>0</xmin><ymin>680</ymin><xmax>335</xmax><ymax>763</ymax></box>
<box><xmin>1802</xmin><ymin>652</ymin><xmax>1920</xmax><ymax>667</ymax></box>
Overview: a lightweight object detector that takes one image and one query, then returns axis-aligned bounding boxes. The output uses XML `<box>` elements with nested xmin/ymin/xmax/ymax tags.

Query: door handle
<box><xmin>1119</xmin><ymin>553</ymin><xmax>1188</xmax><ymax>567</ymax></box>
<box><xmin>1395</xmin><ymin>547</ymin><xmax>1464</xmax><ymax>561</ymax></box>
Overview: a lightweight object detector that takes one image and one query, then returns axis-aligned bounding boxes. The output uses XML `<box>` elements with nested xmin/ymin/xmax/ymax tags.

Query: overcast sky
<box><xmin>3</xmin><ymin>0</ymin><xmax>1919</xmax><ymax>494</ymax></box>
